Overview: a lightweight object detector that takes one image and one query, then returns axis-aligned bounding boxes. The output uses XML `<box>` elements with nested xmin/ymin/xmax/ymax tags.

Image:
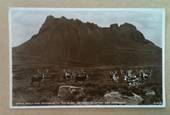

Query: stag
<box><xmin>63</xmin><ymin>69</ymin><xmax>72</xmax><ymax>81</ymax></box>
<box><xmin>75</xmin><ymin>73</ymin><xmax>88</xmax><ymax>82</ymax></box>
<box><xmin>31</xmin><ymin>69</ymin><xmax>48</xmax><ymax>86</ymax></box>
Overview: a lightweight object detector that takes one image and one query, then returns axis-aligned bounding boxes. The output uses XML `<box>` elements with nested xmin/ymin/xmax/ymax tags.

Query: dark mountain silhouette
<box><xmin>12</xmin><ymin>15</ymin><xmax>162</xmax><ymax>67</ymax></box>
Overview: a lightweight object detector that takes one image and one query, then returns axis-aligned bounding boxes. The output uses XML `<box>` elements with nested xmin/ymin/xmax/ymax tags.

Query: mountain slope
<box><xmin>12</xmin><ymin>15</ymin><xmax>162</xmax><ymax>67</ymax></box>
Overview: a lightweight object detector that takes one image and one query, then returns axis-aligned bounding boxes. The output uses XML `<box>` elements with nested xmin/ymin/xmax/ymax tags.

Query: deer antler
<box><xmin>37</xmin><ymin>69</ymin><xmax>41</xmax><ymax>74</ymax></box>
<box><xmin>45</xmin><ymin>69</ymin><xmax>49</xmax><ymax>74</ymax></box>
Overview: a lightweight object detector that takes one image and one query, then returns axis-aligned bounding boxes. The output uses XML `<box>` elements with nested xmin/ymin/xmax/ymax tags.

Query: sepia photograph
<box><xmin>9</xmin><ymin>8</ymin><xmax>165</xmax><ymax>108</ymax></box>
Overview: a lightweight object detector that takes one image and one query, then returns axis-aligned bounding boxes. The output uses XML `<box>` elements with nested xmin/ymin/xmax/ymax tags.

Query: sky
<box><xmin>9</xmin><ymin>8</ymin><xmax>165</xmax><ymax>48</ymax></box>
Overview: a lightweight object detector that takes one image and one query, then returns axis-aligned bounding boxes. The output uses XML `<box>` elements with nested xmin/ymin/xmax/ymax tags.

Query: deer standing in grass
<box><xmin>31</xmin><ymin>68</ymin><xmax>48</xmax><ymax>86</ymax></box>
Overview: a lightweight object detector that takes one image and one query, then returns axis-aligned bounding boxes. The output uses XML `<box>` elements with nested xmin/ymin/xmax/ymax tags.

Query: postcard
<box><xmin>9</xmin><ymin>8</ymin><xmax>165</xmax><ymax>108</ymax></box>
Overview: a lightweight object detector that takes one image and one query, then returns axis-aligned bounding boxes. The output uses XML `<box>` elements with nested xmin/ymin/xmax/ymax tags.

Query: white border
<box><xmin>9</xmin><ymin>8</ymin><xmax>166</xmax><ymax>109</ymax></box>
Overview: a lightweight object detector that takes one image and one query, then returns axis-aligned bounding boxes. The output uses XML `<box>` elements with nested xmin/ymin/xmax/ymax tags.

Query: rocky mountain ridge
<box><xmin>12</xmin><ymin>15</ymin><xmax>162</xmax><ymax>67</ymax></box>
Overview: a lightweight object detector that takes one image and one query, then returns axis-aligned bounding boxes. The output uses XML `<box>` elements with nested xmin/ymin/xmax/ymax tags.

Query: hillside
<box><xmin>12</xmin><ymin>15</ymin><xmax>162</xmax><ymax>67</ymax></box>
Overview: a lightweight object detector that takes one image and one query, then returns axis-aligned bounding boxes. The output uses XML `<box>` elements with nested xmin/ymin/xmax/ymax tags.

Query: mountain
<box><xmin>12</xmin><ymin>15</ymin><xmax>162</xmax><ymax>67</ymax></box>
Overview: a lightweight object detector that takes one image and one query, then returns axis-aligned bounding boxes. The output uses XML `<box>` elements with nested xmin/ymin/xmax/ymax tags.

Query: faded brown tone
<box><xmin>0</xmin><ymin>0</ymin><xmax>169</xmax><ymax>115</ymax></box>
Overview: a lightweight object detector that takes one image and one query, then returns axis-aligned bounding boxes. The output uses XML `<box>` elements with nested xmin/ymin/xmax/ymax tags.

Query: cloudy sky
<box><xmin>9</xmin><ymin>8</ymin><xmax>165</xmax><ymax>48</ymax></box>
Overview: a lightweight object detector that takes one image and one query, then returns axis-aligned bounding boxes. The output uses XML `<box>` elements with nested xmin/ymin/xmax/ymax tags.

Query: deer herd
<box><xmin>63</xmin><ymin>69</ymin><xmax>89</xmax><ymax>82</ymax></box>
<box><xmin>108</xmin><ymin>69</ymin><xmax>152</xmax><ymax>88</ymax></box>
<box><xmin>30</xmin><ymin>68</ymin><xmax>89</xmax><ymax>86</ymax></box>
<box><xmin>30</xmin><ymin>67</ymin><xmax>152</xmax><ymax>87</ymax></box>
